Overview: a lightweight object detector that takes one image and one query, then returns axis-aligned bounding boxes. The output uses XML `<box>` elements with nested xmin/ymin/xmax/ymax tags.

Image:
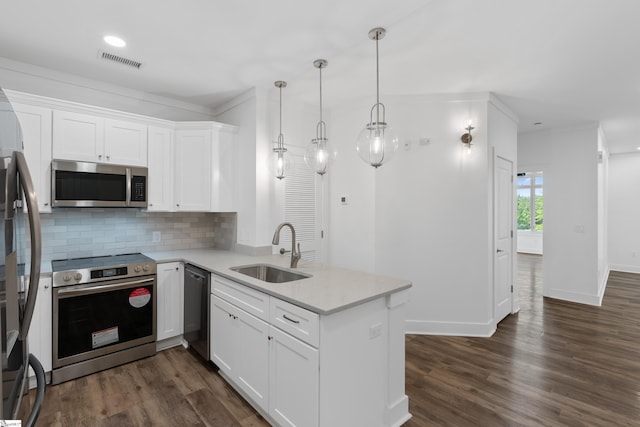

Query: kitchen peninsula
<box><xmin>148</xmin><ymin>248</ymin><xmax>412</xmax><ymax>427</ymax></box>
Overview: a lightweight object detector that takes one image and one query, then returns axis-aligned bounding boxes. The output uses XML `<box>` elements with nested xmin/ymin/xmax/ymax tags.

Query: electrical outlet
<box><xmin>152</xmin><ymin>231</ymin><xmax>161</xmax><ymax>243</ymax></box>
<box><xmin>369</xmin><ymin>323</ymin><xmax>382</xmax><ymax>339</ymax></box>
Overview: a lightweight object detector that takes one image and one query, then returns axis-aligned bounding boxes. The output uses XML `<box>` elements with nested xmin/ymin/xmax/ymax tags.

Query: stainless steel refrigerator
<box><xmin>0</xmin><ymin>87</ymin><xmax>45</xmax><ymax>425</ymax></box>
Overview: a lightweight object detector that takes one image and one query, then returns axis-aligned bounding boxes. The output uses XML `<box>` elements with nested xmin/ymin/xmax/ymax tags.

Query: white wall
<box><xmin>608</xmin><ymin>153</ymin><xmax>640</xmax><ymax>273</ymax></box>
<box><xmin>519</xmin><ymin>124</ymin><xmax>603</xmax><ymax>305</ymax></box>
<box><xmin>328</xmin><ymin>93</ymin><xmax>516</xmax><ymax>336</ymax></box>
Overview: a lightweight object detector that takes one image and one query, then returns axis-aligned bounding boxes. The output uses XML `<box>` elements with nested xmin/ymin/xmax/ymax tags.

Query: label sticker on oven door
<box><xmin>92</xmin><ymin>326</ymin><xmax>119</xmax><ymax>349</ymax></box>
<box><xmin>129</xmin><ymin>287</ymin><xmax>151</xmax><ymax>308</ymax></box>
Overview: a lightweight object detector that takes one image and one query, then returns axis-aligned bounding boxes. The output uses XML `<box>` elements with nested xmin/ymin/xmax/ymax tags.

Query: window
<box><xmin>517</xmin><ymin>172</ymin><xmax>543</xmax><ymax>231</ymax></box>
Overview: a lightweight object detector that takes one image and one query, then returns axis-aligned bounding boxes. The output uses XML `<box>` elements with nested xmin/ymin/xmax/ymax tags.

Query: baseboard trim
<box><xmin>546</xmin><ymin>288</ymin><xmax>602</xmax><ymax>306</ymax></box>
<box><xmin>155</xmin><ymin>335</ymin><xmax>184</xmax><ymax>352</ymax></box>
<box><xmin>405</xmin><ymin>319</ymin><xmax>496</xmax><ymax>337</ymax></box>
<box><xmin>609</xmin><ymin>264</ymin><xmax>640</xmax><ymax>274</ymax></box>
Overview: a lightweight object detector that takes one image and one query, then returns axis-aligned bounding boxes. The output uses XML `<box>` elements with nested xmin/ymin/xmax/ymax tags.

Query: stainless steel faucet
<box><xmin>272</xmin><ymin>222</ymin><xmax>301</xmax><ymax>268</ymax></box>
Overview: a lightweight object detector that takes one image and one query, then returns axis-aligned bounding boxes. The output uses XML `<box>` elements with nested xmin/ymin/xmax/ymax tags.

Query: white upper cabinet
<box><xmin>147</xmin><ymin>126</ymin><xmax>174</xmax><ymax>212</ymax></box>
<box><xmin>13</xmin><ymin>103</ymin><xmax>53</xmax><ymax>213</ymax></box>
<box><xmin>52</xmin><ymin>110</ymin><xmax>104</xmax><ymax>162</ymax></box>
<box><xmin>103</xmin><ymin>119</ymin><xmax>147</xmax><ymax>166</ymax></box>
<box><xmin>174</xmin><ymin>128</ymin><xmax>212</xmax><ymax>212</ymax></box>
<box><xmin>53</xmin><ymin>111</ymin><xmax>147</xmax><ymax>166</ymax></box>
<box><xmin>211</xmin><ymin>127</ymin><xmax>238</xmax><ymax>212</ymax></box>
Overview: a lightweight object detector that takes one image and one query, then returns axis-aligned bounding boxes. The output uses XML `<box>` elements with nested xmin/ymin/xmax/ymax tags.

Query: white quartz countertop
<box><xmin>144</xmin><ymin>249</ymin><xmax>412</xmax><ymax>315</ymax></box>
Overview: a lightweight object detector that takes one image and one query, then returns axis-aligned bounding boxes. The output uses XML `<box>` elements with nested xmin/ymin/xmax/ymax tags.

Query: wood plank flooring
<box><xmin>33</xmin><ymin>254</ymin><xmax>640</xmax><ymax>426</ymax></box>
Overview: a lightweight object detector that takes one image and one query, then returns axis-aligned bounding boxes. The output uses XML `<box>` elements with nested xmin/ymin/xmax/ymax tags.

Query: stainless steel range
<box><xmin>51</xmin><ymin>253</ymin><xmax>157</xmax><ymax>385</ymax></box>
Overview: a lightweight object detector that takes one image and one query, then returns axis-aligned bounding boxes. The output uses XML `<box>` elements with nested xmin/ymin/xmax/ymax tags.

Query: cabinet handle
<box><xmin>268</xmin><ymin>336</ymin><xmax>273</xmax><ymax>341</ymax></box>
<box><xmin>107</xmin><ymin>155</ymin><xmax>110</xmax><ymax>160</ymax></box>
<box><xmin>98</xmin><ymin>154</ymin><xmax>102</xmax><ymax>159</ymax></box>
<box><xmin>282</xmin><ymin>314</ymin><xmax>300</xmax><ymax>324</ymax></box>
<box><xmin>44</xmin><ymin>203</ymin><xmax>48</xmax><ymax>206</ymax></box>
<box><xmin>44</xmin><ymin>284</ymin><xmax>49</xmax><ymax>289</ymax></box>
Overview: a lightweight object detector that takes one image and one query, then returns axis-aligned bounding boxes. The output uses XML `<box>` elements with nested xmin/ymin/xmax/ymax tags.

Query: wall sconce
<box><xmin>460</xmin><ymin>121</ymin><xmax>474</xmax><ymax>153</ymax></box>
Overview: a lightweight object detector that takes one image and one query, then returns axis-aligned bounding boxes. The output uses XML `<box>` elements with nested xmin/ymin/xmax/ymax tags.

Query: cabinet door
<box><xmin>269</xmin><ymin>326</ymin><xmax>319</xmax><ymax>427</ymax></box>
<box><xmin>174</xmin><ymin>130</ymin><xmax>211</xmax><ymax>211</ymax></box>
<box><xmin>52</xmin><ymin>110</ymin><xmax>104</xmax><ymax>162</ymax></box>
<box><xmin>104</xmin><ymin>119</ymin><xmax>148</xmax><ymax>166</ymax></box>
<box><xmin>236</xmin><ymin>306</ymin><xmax>269</xmax><ymax>410</ymax></box>
<box><xmin>147</xmin><ymin>126</ymin><xmax>174</xmax><ymax>211</ymax></box>
<box><xmin>156</xmin><ymin>262</ymin><xmax>184</xmax><ymax>341</ymax></box>
<box><xmin>211</xmin><ymin>295</ymin><xmax>239</xmax><ymax>375</ymax></box>
<box><xmin>210</xmin><ymin>128</ymin><xmax>237</xmax><ymax>212</ymax></box>
<box><xmin>211</xmin><ymin>294</ymin><xmax>269</xmax><ymax>411</ymax></box>
<box><xmin>14</xmin><ymin>104</ymin><xmax>53</xmax><ymax>213</ymax></box>
<box><xmin>28</xmin><ymin>277</ymin><xmax>53</xmax><ymax>375</ymax></box>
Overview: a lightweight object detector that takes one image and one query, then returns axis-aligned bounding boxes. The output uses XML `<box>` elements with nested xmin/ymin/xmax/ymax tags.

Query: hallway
<box><xmin>404</xmin><ymin>254</ymin><xmax>640</xmax><ymax>426</ymax></box>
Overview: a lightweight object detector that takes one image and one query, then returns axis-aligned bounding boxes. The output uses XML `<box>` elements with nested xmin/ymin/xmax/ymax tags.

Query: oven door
<box><xmin>52</xmin><ymin>277</ymin><xmax>156</xmax><ymax>369</ymax></box>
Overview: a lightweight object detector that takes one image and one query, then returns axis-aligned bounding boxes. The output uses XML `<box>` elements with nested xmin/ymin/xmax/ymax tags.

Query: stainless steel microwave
<box><xmin>51</xmin><ymin>160</ymin><xmax>147</xmax><ymax>208</ymax></box>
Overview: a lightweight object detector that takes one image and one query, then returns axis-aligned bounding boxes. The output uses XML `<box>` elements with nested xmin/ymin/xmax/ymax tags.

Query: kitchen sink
<box><xmin>230</xmin><ymin>264</ymin><xmax>311</xmax><ymax>283</ymax></box>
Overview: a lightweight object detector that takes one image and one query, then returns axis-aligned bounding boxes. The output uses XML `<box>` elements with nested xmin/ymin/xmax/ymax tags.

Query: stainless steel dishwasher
<box><xmin>184</xmin><ymin>264</ymin><xmax>210</xmax><ymax>360</ymax></box>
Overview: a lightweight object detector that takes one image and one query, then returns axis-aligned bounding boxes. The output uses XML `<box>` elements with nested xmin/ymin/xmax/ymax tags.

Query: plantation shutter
<box><xmin>281</xmin><ymin>150</ymin><xmax>317</xmax><ymax>261</ymax></box>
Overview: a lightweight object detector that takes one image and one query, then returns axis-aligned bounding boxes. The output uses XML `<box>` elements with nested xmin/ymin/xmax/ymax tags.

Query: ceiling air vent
<box><xmin>98</xmin><ymin>50</ymin><xmax>142</xmax><ymax>69</ymax></box>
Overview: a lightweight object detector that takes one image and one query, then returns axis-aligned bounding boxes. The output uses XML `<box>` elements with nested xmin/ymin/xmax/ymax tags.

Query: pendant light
<box><xmin>272</xmin><ymin>80</ymin><xmax>290</xmax><ymax>180</ymax></box>
<box><xmin>356</xmin><ymin>27</ymin><xmax>399</xmax><ymax>168</ymax></box>
<box><xmin>305</xmin><ymin>59</ymin><xmax>335</xmax><ymax>175</ymax></box>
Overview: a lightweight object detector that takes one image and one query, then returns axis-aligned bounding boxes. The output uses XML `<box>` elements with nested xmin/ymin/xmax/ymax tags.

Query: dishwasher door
<box><xmin>184</xmin><ymin>265</ymin><xmax>210</xmax><ymax>361</ymax></box>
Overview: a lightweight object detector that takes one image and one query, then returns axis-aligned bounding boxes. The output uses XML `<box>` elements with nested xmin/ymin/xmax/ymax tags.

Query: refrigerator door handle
<box><xmin>25</xmin><ymin>353</ymin><xmax>46</xmax><ymax>427</ymax></box>
<box><xmin>13</xmin><ymin>151</ymin><xmax>42</xmax><ymax>339</ymax></box>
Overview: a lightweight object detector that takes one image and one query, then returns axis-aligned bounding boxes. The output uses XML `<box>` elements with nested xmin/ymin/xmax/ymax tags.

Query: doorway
<box><xmin>516</xmin><ymin>171</ymin><xmax>543</xmax><ymax>255</ymax></box>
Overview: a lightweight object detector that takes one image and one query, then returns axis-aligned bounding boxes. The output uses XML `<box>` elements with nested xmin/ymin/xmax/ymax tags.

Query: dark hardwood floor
<box><xmin>404</xmin><ymin>254</ymin><xmax>640</xmax><ymax>427</ymax></box>
<box><xmin>33</xmin><ymin>254</ymin><xmax>640</xmax><ymax>426</ymax></box>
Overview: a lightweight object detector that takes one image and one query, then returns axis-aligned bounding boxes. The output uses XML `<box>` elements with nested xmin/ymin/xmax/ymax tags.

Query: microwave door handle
<box><xmin>126</xmin><ymin>167</ymin><xmax>132</xmax><ymax>207</ymax></box>
<box><xmin>14</xmin><ymin>152</ymin><xmax>42</xmax><ymax>340</ymax></box>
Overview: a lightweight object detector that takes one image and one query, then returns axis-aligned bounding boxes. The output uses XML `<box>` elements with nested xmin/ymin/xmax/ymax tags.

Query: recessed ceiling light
<box><xmin>103</xmin><ymin>35</ymin><xmax>126</xmax><ymax>48</ymax></box>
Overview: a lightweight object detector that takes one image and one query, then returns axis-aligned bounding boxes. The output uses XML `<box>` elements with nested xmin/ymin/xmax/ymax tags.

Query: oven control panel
<box><xmin>53</xmin><ymin>262</ymin><xmax>157</xmax><ymax>287</ymax></box>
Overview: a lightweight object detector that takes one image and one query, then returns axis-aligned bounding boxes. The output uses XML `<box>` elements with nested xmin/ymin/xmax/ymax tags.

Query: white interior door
<box><xmin>495</xmin><ymin>155</ymin><xmax>514</xmax><ymax>323</ymax></box>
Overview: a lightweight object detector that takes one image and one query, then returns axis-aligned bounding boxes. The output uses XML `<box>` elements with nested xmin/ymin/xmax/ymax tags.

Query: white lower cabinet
<box><xmin>269</xmin><ymin>325</ymin><xmax>319</xmax><ymax>427</ymax></box>
<box><xmin>156</xmin><ymin>262</ymin><xmax>184</xmax><ymax>342</ymax></box>
<box><xmin>210</xmin><ymin>273</ymin><xmax>410</xmax><ymax>427</ymax></box>
<box><xmin>212</xmin><ymin>295</ymin><xmax>269</xmax><ymax>409</ymax></box>
<box><xmin>211</xmin><ymin>274</ymin><xmax>319</xmax><ymax>426</ymax></box>
<box><xmin>28</xmin><ymin>276</ymin><xmax>52</xmax><ymax>378</ymax></box>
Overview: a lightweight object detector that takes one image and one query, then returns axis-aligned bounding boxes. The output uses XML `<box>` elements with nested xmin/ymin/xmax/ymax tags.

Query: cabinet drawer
<box><xmin>211</xmin><ymin>274</ymin><xmax>269</xmax><ymax>321</ymax></box>
<box><xmin>270</xmin><ymin>298</ymin><xmax>319</xmax><ymax>347</ymax></box>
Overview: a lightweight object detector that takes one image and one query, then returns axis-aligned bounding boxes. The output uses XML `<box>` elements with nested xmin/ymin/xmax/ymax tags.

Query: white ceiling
<box><xmin>1</xmin><ymin>0</ymin><xmax>639</xmax><ymax>153</ymax></box>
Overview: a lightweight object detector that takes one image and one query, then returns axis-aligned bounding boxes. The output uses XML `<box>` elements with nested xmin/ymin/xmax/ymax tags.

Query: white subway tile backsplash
<box><xmin>26</xmin><ymin>209</ymin><xmax>236</xmax><ymax>262</ymax></box>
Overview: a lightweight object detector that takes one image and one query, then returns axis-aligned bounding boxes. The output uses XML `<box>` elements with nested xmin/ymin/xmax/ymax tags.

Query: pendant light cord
<box><xmin>319</xmin><ymin>65</ymin><xmax>323</xmax><ymax>127</ymax></box>
<box><xmin>279</xmin><ymin>85</ymin><xmax>282</xmax><ymax>138</ymax></box>
<box><xmin>376</xmin><ymin>35</ymin><xmax>380</xmax><ymax>125</ymax></box>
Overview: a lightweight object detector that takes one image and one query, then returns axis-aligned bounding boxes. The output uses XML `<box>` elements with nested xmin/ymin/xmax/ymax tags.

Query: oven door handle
<box><xmin>57</xmin><ymin>277</ymin><xmax>155</xmax><ymax>298</ymax></box>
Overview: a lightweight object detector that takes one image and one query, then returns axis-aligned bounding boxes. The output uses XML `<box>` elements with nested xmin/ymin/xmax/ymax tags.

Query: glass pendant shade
<box><xmin>356</xmin><ymin>109</ymin><xmax>399</xmax><ymax>168</ymax></box>
<box><xmin>304</xmin><ymin>135</ymin><xmax>335</xmax><ymax>176</ymax></box>
<box><xmin>272</xmin><ymin>80</ymin><xmax>289</xmax><ymax>179</ymax></box>
<box><xmin>273</xmin><ymin>134</ymin><xmax>290</xmax><ymax>180</ymax></box>
<box><xmin>357</xmin><ymin>27</ymin><xmax>398</xmax><ymax>168</ymax></box>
